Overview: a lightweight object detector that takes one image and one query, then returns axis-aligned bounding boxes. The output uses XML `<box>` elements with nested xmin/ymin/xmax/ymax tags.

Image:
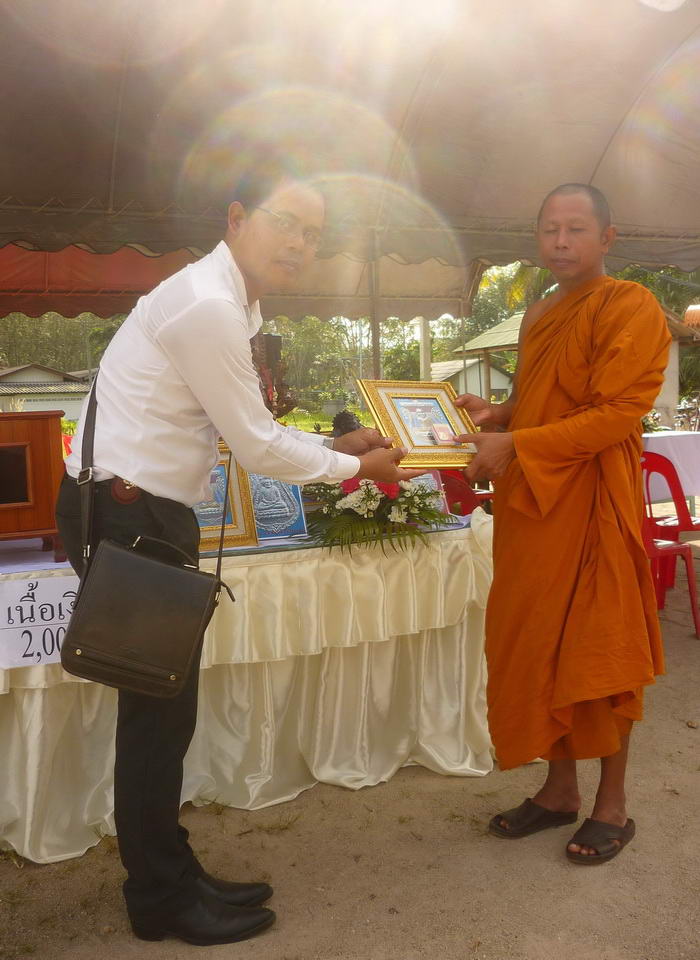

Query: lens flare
<box><xmin>597</xmin><ymin>33</ymin><xmax>700</xmax><ymax>228</ymax></box>
<box><xmin>637</xmin><ymin>0</ymin><xmax>688</xmax><ymax>11</ymax></box>
<box><xmin>626</xmin><ymin>36</ymin><xmax>700</xmax><ymax>146</ymax></box>
<box><xmin>172</xmin><ymin>85</ymin><xmax>419</xmax><ymax>213</ymax></box>
<box><xmin>313</xmin><ymin>172</ymin><xmax>464</xmax><ymax>269</ymax></box>
<box><xmin>0</xmin><ymin>0</ymin><xmax>228</xmax><ymax>66</ymax></box>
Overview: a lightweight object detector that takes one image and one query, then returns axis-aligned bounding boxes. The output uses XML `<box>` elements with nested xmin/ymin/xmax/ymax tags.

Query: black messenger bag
<box><xmin>61</xmin><ymin>380</ymin><xmax>234</xmax><ymax>698</ymax></box>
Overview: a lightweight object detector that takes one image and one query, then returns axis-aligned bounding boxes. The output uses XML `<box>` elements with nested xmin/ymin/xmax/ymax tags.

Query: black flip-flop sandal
<box><xmin>566</xmin><ymin>817</ymin><xmax>636</xmax><ymax>864</ymax></box>
<box><xmin>489</xmin><ymin>798</ymin><xmax>579</xmax><ymax>839</ymax></box>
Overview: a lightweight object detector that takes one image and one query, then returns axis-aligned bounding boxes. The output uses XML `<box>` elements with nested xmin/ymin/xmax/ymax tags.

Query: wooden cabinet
<box><xmin>0</xmin><ymin>410</ymin><xmax>65</xmax><ymax>543</ymax></box>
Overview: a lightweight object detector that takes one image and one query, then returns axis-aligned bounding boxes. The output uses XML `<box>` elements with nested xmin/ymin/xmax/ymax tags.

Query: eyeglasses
<box><xmin>256</xmin><ymin>207</ymin><xmax>323</xmax><ymax>251</ymax></box>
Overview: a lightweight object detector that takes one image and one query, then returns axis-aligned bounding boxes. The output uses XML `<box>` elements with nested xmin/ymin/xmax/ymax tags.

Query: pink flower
<box><xmin>376</xmin><ymin>482</ymin><xmax>400</xmax><ymax>500</ymax></box>
<box><xmin>340</xmin><ymin>477</ymin><xmax>362</xmax><ymax>494</ymax></box>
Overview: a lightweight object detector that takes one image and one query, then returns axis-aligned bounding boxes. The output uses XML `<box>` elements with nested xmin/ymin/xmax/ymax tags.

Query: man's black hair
<box><xmin>232</xmin><ymin>154</ymin><xmax>322</xmax><ymax>211</ymax></box>
<box><xmin>537</xmin><ymin>183</ymin><xmax>611</xmax><ymax>229</ymax></box>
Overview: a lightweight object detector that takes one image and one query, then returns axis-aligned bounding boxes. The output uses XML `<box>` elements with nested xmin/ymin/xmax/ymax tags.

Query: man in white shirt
<box><xmin>57</xmin><ymin>164</ymin><xmax>420</xmax><ymax>947</ymax></box>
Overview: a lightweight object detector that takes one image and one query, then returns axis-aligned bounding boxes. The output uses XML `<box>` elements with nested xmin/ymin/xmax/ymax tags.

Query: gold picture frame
<box><xmin>356</xmin><ymin>380</ymin><xmax>477</xmax><ymax>469</ymax></box>
<box><xmin>193</xmin><ymin>443</ymin><xmax>258</xmax><ymax>551</ymax></box>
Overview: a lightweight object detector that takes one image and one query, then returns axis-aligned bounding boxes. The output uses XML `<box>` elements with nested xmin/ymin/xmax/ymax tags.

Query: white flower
<box><xmin>336</xmin><ymin>485</ymin><xmax>380</xmax><ymax>517</ymax></box>
<box><xmin>388</xmin><ymin>505</ymin><xmax>408</xmax><ymax>524</ymax></box>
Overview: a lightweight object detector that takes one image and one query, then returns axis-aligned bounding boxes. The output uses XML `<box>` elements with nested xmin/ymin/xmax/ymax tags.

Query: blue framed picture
<box><xmin>194</xmin><ymin>462</ymin><xmax>233</xmax><ymax>527</ymax></box>
<box><xmin>410</xmin><ymin>470</ymin><xmax>449</xmax><ymax>514</ymax></box>
<box><xmin>249</xmin><ymin>474</ymin><xmax>308</xmax><ymax>541</ymax></box>
<box><xmin>394</xmin><ymin>396</ymin><xmax>453</xmax><ymax>447</ymax></box>
<box><xmin>193</xmin><ymin>447</ymin><xmax>258</xmax><ymax>550</ymax></box>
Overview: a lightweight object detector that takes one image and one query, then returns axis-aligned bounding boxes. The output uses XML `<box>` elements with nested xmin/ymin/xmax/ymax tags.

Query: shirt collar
<box><xmin>213</xmin><ymin>240</ymin><xmax>263</xmax><ymax>336</ymax></box>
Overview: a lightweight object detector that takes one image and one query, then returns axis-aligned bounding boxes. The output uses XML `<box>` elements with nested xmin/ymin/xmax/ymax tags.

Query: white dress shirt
<box><xmin>66</xmin><ymin>242</ymin><xmax>360</xmax><ymax>506</ymax></box>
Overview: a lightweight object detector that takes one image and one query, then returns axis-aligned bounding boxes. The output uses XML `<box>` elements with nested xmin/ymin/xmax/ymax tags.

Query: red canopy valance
<box><xmin>0</xmin><ymin>245</ymin><xmax>196</xmax><ymax>318</ymax></box>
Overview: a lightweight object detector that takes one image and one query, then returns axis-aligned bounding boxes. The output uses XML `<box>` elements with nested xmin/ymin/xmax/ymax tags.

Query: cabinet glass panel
<box><xmin>0</xmin><ymin>445</ymin><xmax>30</xmax><ymax>504</ymax></box>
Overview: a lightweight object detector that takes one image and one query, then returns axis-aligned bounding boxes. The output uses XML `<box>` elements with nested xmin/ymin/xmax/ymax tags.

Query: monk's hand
<box><xmin>455</xmin><ymin>393</ymin><xmax>509</xmax><ymax>432</ymax></box>
<box><xmin>332</xmin><ymin>427</ymin><xmax>392</xmax><ymax>455</ymax></box>
<box><xmin>458</xmin><ymin>432</ymin><xmax>515</xmax><ymax>483</ymax></box>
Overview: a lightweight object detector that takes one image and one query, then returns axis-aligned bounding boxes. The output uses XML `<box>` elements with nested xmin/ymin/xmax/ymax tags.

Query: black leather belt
<box><xmin>67</xmin><ymin>473</ymin><xmax>142</xmax><ymax>503</ymax></box>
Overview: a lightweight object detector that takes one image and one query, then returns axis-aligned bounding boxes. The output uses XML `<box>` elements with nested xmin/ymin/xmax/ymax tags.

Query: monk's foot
<box><xmin>567</xmin><ymin>802</ymin><xmax>627</xmax><ymax>857</ymax></box>
<box><xmin>494</xmin><ymin>785</ymin><xmax>580</xmax><ymax>834</ymax></box>
<box><xmin>530</xmin><ymin>783</ymin><xmax>581</xmax><ymax>816</ymax></box>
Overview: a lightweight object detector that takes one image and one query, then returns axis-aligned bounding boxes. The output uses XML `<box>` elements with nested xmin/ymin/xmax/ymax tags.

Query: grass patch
<box><xmin>0</xmin><ymin>850</ymin><xmax>26</xmax><ymax>869</ymax></box>
<box><xmin>278</xmin><ymin>408</ymin><xmax>375</xmax><ymax>433</ymax></box>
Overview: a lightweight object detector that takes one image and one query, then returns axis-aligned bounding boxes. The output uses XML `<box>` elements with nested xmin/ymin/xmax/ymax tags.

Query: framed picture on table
<box><xmin>249</xmin><ymin>474</ymin><xmax>308</xmax><ymax>541</ymax></box>
<box><xmin>410</xmin><ymin>469</ymin><xmax>449</xmax><ymax>514</ymax></box>
<box><xmin>193</xmin><ymin>444</ymin><xmax>258</xmax><ymax>550</ymax></box>
<box><xmin>356</xmin><ymin>380</ymin><xmax>477</xmax><ymax>469</ymax></box>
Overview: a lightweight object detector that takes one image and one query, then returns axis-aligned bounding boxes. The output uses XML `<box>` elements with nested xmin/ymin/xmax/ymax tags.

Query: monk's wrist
<box><xmin>490</xmin><ymin>402</ymin><xmax>512</xmax><ymax>429</ymax></box>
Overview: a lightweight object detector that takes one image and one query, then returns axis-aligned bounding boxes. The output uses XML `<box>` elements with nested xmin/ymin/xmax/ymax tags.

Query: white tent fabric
<box><xmin>261</xmin><ymin>256</ymin><xmax>473</xmax><ymax>321</ymax></box>
<box><xmin>0</xmin><ymin>0</ymin><xmax>699</xmax><ymax>320</ymax></box>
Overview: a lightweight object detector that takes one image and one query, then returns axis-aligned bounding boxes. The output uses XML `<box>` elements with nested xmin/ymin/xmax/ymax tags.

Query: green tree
<box><xmin>87</xmin><ymin>316</ymin><xmax>125</xmax><ymax>363</ymax></box>
<box><xmin>615</xmin><ymin>265</ymin><xmax>700</xmax><ymax>316</ymax></box>
<box><xmin>0</xmin><ymin>312</ymin><xmax>125</xmax><ymax>372</ymax></box>
<box><xmin>431</xmin><ymin>265</ymin><xmax>537</xmax><ymax>362</ymax></box>
<box><xmin>264</xmin><ymin>314</ymin><xmax>356</xmax><ymax>405</ymax></box>
<box><xmin>382</xmin><ymin>340</ymin><xmax>419</xmax><ymax>380</ymax></box>
<box><xmin>679</xmin><ymin>347</ymin><xmax>700</xmax><ymax>400</ymax></box>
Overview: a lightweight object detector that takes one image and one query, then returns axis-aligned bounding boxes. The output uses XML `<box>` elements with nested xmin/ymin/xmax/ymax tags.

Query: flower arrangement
<box><xmin>304</xmin><ymin>477</ymin><xmax>456</xmax><ymax>552</ymax></box>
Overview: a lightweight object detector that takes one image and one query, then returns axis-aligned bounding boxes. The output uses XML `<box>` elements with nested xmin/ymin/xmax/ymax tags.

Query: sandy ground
<box><xmin>1</xmin><ymin>544</ymin><xmax>698</xmax><ymax>960</ymax></box>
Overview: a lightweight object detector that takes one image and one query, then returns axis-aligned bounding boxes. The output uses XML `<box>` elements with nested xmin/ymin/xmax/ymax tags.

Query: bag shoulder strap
<box><xmin>77</xmin><ymin>378</ymin><xmax>98</xmax><ymax>564</ymax></box>
<box><xmin>78</xmin><ymin>375</ymin><xmax>231</xmax><ymax>579</ymax></box>
<box><xmin>215</xmin><ymin>452</ymin><xmax>232</xmax><ymax>583</ymax></box>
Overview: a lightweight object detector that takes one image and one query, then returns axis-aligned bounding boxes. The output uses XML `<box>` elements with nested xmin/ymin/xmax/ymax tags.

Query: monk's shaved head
<box><xmin>538</xmin><ymin>184</ymin><xmax>611</xmax><ymax>230</ymax></box>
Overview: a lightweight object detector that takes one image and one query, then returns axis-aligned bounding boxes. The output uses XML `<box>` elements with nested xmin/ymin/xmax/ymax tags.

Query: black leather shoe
<box><xmin>131</xmin><ymin>892</ymin><xmax>275</xmax><ymax>945</ymax></box>
<box><xmin>194</xmin><ymin>872</ymin><xmax>273</xmax><ymax>907</ymax></box>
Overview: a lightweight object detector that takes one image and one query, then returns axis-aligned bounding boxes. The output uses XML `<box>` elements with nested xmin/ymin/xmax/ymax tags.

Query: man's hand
<box><xmin>457</xmin><ymin>432</ymin><xmax>516</xmax><ymax>483</ymax></box>
<box><xmin>355</xmin><ymin>447</ymin><xmax>425</xmax><ymax>483</ymax></box>
<box><xmin>455</xmin><ymin>393</ymin><xmax>511</xmax><ymax>432</ymax></box>
<box><xmin>332</xmin><ymin>427</ymin><xmax>392</xmax><ymax>455</ymax></box>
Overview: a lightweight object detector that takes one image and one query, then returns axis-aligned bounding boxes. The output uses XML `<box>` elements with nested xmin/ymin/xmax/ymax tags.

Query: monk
<box><xmin>456</xmin><ymin>183</ymin><xmax>671</xmax><ymax>864</ymax></box>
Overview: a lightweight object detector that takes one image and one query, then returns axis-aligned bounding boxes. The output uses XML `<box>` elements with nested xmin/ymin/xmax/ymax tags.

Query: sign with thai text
<box><xmin>0</xmin><ymin>576</ymin><xmax>80</xmax><ymax>669</ymax></box>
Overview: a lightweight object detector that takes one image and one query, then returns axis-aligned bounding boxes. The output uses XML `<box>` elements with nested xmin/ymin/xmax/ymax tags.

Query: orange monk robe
<box><xmin>486</xmin><ymin>276</ymin><xmax>671</xmax><ymax>771</ymax></box>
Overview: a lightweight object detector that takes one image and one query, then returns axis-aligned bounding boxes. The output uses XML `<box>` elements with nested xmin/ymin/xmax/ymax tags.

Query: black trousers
<box><xmin>56</xmin><ymin>474</ymin><xmax>208</xmax><ymax>919</ymax></box>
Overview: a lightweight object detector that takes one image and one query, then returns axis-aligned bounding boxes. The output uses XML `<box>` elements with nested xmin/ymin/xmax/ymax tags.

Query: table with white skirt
<box><xmin>0</xmin><ymin>511</ymin><xmax>493</xmax><ymax>864</ymax></box>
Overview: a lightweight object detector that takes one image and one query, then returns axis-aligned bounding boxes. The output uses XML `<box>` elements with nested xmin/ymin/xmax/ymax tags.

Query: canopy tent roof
<box><xmin>0</xmin><ymin>243</ymin><xmax>476</xmax><ymax>320</ymax></box>
<box><xmin>0</xmin><ymin>244</ymin><xmax>194</xmax><ymax>318</ymax></box>
<box><xmin>684</xmin><ymin>304</ymin><xmax>700</xmax><ymax>327</ymax></box>
<box><xmin>666</xmin><ymin>313</ymin><xmax>700</xmax><ymax>341</ymax></box>
<box><xmin>1</xmin><ymin>0</ymin><xmax>700</xmax><ymax>294</ymax></box>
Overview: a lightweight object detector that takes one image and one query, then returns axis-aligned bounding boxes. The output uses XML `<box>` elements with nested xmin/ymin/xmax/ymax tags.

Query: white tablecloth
<box><xmin>642</xmin><ymin>431</ymin><xmax>700</xmax><ymax>500</ymax></box>
<box><xmin>0</xmin><ymin>512</ymin><xmax>493</xmax><ymax>863</ymax></box>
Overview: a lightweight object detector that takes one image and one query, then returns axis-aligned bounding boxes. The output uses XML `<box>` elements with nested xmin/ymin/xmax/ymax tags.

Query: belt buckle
<box><xmin>110</xmin><ymin>477</ymin><xmax>141</xmax><ymax>504</ymax></box>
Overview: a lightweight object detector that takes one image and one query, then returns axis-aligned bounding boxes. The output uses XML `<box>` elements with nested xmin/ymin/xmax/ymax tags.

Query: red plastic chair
<box><xmin>641</xmin><ymin>512</ymin><xmax>700</xmax><ymax>637</ymax></box>
<box><xmin>439</xmin><ymin>470</ymin><xmax>493</xmax><ymax>516</ymax></box>
<box><xmin>640</xmin><ymin>451</ymin><xmax>700</xmax><ymax>540</ymax></box>
<box><xmin>641</xmin><ymin>451</ymin><xmax>700</xmax><ymax>590</ymax></box>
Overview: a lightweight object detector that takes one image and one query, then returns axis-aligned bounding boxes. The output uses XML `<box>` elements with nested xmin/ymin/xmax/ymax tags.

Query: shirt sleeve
<box><xmin>511</xmin><ymin>284</ymin><xmax>671</xmax><ymax>518</ymax></box>
<box><xmin>279</xmin><ymin>424</ymin><xmax>327</xmax><ymax>446</ymax></box>
<box><xmin>157</xmin><ymin>298</ymin><xmax>359</xmax><ymax>484</ymax></box>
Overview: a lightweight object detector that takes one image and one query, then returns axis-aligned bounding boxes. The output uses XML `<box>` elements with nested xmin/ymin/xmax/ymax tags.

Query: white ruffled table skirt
<box><xmin>0</xmin><ymin>511</ymin><xmax>493</xmax><ymax>863</ymax></box>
